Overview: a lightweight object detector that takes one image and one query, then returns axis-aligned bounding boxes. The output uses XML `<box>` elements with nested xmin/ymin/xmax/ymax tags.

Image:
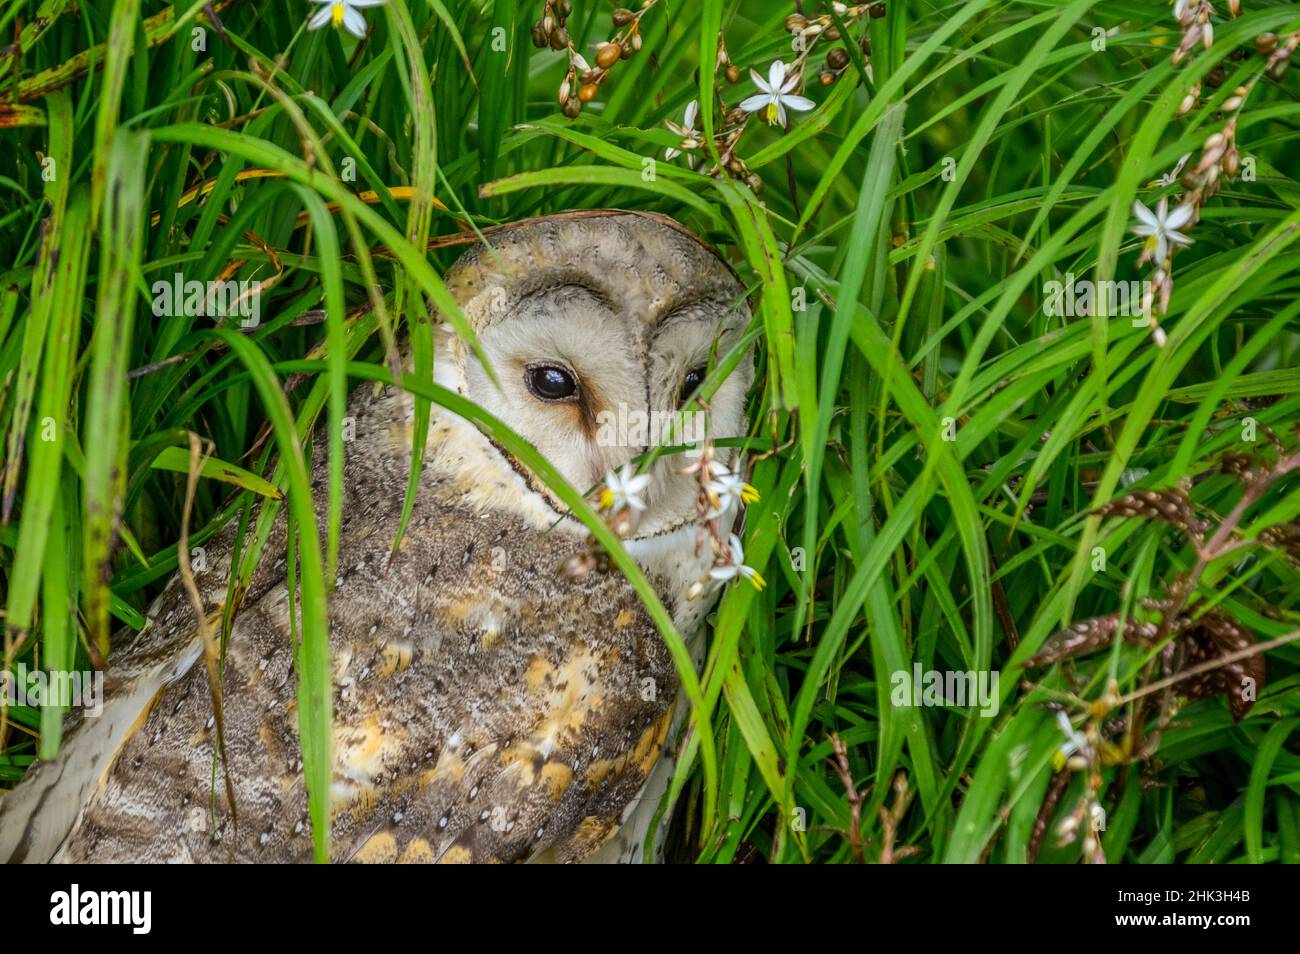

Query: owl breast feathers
<box><xmin>0</xmin><ymin>210</ymin><xmax>752</xmax><ymax>863</ymax></box>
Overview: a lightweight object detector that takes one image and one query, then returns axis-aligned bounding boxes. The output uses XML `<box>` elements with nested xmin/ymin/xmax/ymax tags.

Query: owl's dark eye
<box><xmin>679</xmin><ymin>366</ymin><xmax>708</xmax><ymax>406</ymax></box>
<box><xmin>525</xmin><ymin>363</ymin><xmax>580</xmax><ymax>403</ymax></box>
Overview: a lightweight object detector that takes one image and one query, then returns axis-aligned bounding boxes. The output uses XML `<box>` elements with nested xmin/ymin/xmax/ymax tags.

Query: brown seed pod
<box><xmin>725</xmin><ymin>64</ymin><xmax>741</xmax><ymax>83</ymax></box>
<box><xmin>825</xmin><ymin>26</ymin><xmax>841</xmax><ymax>41</ymax></box>
<box><xmin>1183</xmin><ymin>614</ymin><xmax>1265</xmax><ymax>722</ymax></box>
<box><xmin>562</xmin><ymin>98</ymin><xmax>582</xmax><ymax>118</ymax></box>
<box><xmin>631</xmin><ymin>32</ymin><xmax>643</xmax><ymax>52</ymax></box>
<box><xmin>578</xmin><ymin>82</ymin><xmax>599</xmax><ymax>102</ymax></box>
<box><xmin>860</xmin><ymin>35</ymin><xmax>872</xmax><ymax>54</ymax></box>
<box><xmin>819</xmin><ymin>69</ymin><xmax>836</xmax><ymax>86</ymax></box>
<box><xmin>827</xmin><ymin>47</ymin><xmax>849</xmax><ymax>70</ymax></box>
<box><xmin>870</xmin><ymin>2</ymin><xmax>887</xmax><ymax>18</ymax></box>
<box><xmin>1205</xmin><ymin>65</ymin><xmax>1224</xmax><ymax>88</ymax></box>
<box><xmin>785</xmin><ymin>14</ymin><xmax>808</xmax><ymax>32</ymax></box>
<box><xmin>595</xmin><ymin>43</ymin><xmax>621</xmax><ymax>69</ymax></box>
<box><xmin>1259</xmin><ymin>521</ymin><xmax>1300</xmax><ymax>562</ymax></box>
<box><xmin>620</xmin><ymin>41</ymin><xmax>633</xmax><ymax>60</ymax></box>
<box><xmin>1256</xmin><ymin>32</ymin><xmax>1278</xmax><ymax>55</ymax></box>
<box><xmin>613</xmin><ymin>7</ymin><xmax>635</xmax><ymax>26</ymax></box>
<box><xmin>557</xmin><ymin>0</ymin><xmax>572</xmax><ymax>17</ymax></box>
<box><xmin>1093</xmin><ymin>488</ymin><xmax>1204</xmax><ymax>535</ymax></box>
<box><xmin>1218</xmin><ymin>453</ymin><xmax>1263</xmax><ymax>483</ymax></box>
<box><xmin>549</xmin><ymin>27</ymin><xmax>569</xmax><ymax>51</ymax></box>
<box><xmin>530</xmin><ymin>22</ymin><xmax>548</xmax><ymax>48</ymax></box>
<box><xmin>1024</xmin><ymin>614</ymin><xmax>1160</xmax><ymax>669</ymax></box>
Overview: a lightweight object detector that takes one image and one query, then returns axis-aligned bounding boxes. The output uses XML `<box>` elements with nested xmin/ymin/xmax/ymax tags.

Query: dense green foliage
<box><xmin>2</xmin><ymin>0</ymin><xmax>1299</xmax><ymax>863</ymax></box>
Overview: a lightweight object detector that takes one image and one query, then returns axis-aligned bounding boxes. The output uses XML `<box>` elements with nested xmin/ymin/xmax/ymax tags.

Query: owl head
<box><xmin>435</xmin><ymin>210</ymin><xmax>754</xmax><ymax>539</ymax></box>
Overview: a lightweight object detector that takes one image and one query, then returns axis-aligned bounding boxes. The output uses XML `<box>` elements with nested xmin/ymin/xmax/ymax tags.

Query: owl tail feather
<box><xmin>0</xmin><ymin>633</ymin><xmax>204</xmax><ymax>864</ymax></box>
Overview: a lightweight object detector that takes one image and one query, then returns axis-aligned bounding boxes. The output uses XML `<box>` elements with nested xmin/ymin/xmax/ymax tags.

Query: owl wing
<box><xmin>54</xmin><ymin>494</ymin><xmax>678</xmax><ymax>863</ymax></box>
<box><xmin>30</xmin><ymin>381</ymin><xmax>681</xmax><ymax>864</ymax></box>
<box><xmin>338</xmin><ymin>567</ymin><xmax>678</xmax><ymax>865</ymax></box>
<box><xmin>0</xmin><ymin>509</ymin><xmax>288</xmax><ymax>864</ymax></box>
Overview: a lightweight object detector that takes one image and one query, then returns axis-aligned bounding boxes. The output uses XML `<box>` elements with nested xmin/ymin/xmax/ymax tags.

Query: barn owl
<box><xmin>0</xmin><ymin>210</ymin><xmax>753</xmax><ymax>863</ymax></box>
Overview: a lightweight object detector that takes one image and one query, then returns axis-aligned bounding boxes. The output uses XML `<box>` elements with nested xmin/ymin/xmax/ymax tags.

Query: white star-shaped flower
<box><xmin>307</xmin><ymin>0</ymin><xmax>387</xmax><ymax>40</ymax></box>
<box><xmin>598</xmin><ymin>463</ymin><xmax>652</xmax><ymax>514</ymax></box>
<box><xmin>665</xmin><ymin>100</ymin><xmax>700</xmax><ymax>161</ymax></box>
<box><xmin>1131</xmin><ymin>197</ymin><xmax>1194</xmax><ymax>263</ymax></box>
<box><xmin>709</xmin><ymin>534</ymin><xmax>765</xmax><ymax>590</ymax></box>
<box><xmin>1054</xmin><ymin>711</ymin><xmax>1089</xmax><ymax>768</ymax></box>
<box><xmin>738</xmin><ymin>61</ymin><xmax>816</xmax><ymax>126</ymax></box>
<box><xmin>704</xmin><ymin>464</ymin><xmax>760</xmax><ymax>519</ymax></box>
